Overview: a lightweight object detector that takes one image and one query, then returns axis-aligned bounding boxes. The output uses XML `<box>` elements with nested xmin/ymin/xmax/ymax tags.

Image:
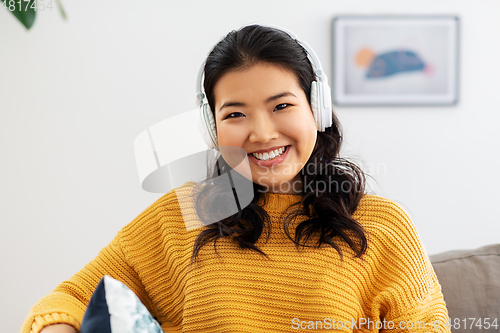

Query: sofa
<box><xmin>429</xmin><ymin>243</ymin><xmax>500</xmax><ymax>333</ymax></box>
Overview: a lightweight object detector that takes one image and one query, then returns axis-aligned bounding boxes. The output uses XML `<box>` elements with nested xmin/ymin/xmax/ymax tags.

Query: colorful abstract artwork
<box><xmin>332</xmin><ymin>16</ymin><xmax>459</xmax><ymax>106</ymax></box>
<box><xmin>358</xmin><ymin>49</ymin><xmax>431</xmax><ymax>79</ymax></box>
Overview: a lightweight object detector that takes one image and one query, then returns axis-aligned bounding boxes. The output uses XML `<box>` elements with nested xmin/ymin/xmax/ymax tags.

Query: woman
<box><xmin>24</xmin><ymin>24</ymin><xmax>450</xmax><ymax>333</ymax></box>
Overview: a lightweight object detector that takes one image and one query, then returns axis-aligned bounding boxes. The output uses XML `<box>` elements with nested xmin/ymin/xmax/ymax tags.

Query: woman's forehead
<box><xmin>213</xmin><ymin>63</ymin><xmax>304</xmax><ymax>108</ymax></box>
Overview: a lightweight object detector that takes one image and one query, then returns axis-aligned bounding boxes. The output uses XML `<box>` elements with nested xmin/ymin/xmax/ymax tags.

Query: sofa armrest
<box><xmin>430</xmin><ymin>244</ymin><xmax>500</xmax><ymax>332</ymax></box>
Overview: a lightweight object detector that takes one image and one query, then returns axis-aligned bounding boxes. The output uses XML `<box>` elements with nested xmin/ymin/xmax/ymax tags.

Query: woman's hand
<box><xmin>40</xmin><ymin>324</ymin><xmax>77</xmax><ymax>333</ymax></box>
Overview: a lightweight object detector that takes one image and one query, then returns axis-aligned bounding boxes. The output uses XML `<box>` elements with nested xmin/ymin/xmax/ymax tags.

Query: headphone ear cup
<box><xmin>322</xmin><ymin>83</ymin><xmax>333</xmax><ymax>130</ymax></box>
<box><xmin>310</xmin><ymin>81</ymin><xmax>322</xmax><ymax>132</ymax></box>
<box><xmin>203</xmin><ymin>103</ymin><xmax>218</xmax><ymax>149</ymax></box>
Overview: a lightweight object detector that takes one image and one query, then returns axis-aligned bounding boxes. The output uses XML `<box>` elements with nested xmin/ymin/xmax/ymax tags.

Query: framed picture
<box><xmin>332</xmin><ymin>15</ymin><xmax>459</xmax><ymax>106</ymax></box>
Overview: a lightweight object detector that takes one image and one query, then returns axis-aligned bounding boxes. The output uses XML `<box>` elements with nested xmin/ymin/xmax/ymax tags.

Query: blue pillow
<box><xmin>81</xmin><ymin>275</ymin><xmax>162</xmax><ymax>333</ymax></box>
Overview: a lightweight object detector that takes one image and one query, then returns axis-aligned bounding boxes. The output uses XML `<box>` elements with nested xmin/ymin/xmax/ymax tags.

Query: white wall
<box><xmin>2</xmin><ymin>0</ymin><xmax>499</xmax><ymax>331</ymax></box>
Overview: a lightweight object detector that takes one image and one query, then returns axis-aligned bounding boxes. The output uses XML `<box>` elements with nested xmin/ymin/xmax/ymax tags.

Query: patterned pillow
<box><xmin>81</xmin><ymin>275</ymin><xmax>162</xmax><ymax>333</ymax></box>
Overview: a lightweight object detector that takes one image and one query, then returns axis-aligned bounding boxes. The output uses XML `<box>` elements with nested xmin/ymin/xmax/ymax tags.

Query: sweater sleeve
<box><xmin>21</xmin><ymin>223</ymin><xmax>159</xmax><ymax>333</ymax></box>
<box><xmin>360</xmin><ymin>196</ymin><xmax>451</xmax><ymax>333</ymax></box>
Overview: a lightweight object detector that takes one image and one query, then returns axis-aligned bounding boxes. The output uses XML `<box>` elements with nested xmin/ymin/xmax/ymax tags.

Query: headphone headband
<box><xmin>196</xmin><ymin>24</ymin><xmax>329</xmax><ymax>106</ymax></box>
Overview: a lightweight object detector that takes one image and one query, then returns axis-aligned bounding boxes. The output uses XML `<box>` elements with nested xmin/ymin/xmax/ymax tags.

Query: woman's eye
<box><xmin>225</xmin><ymin>112</ymin><xmax>244</xmax><ymax>119</ymax></box>
<box><xmin>274</xmin><ymin>103</ymin><xmax>289</xmax><ymax>111</ymax></box>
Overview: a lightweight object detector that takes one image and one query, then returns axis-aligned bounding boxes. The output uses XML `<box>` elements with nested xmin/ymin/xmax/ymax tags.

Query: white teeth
<box><xmin>252</xmin><ymin>146</ymin><xmax>287</xmax><ymax>161</ymax></box>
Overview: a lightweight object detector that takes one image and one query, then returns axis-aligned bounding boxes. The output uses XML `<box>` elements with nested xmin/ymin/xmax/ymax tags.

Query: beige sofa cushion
<box><xmin>429</xmin><ymin>244</ymin><xmax>500</xmax><ymax>332</ymax></box>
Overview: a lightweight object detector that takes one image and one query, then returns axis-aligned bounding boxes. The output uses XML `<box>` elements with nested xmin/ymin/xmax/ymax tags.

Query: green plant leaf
<box><xmin>55</xmin><ymin>0</ymin><xmax>66</xmax><ymax>20</ymax></box>
<box><xmin>2</xmin><ymin>0</ymin><xmax>37</xmax><ymax>29</ymax></box>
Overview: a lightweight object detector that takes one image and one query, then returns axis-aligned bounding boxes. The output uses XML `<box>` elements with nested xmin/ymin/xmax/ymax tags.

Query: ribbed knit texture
<box><xmin>22</xmin><ymin>182</ymin><xmax>450</xmax><ymax>332</ymax></box>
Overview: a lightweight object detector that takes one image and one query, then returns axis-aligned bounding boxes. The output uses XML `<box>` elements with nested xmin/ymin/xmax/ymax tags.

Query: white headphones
<box><xmin>196</xmin><ymin>24</ymin><xmax>333</xmax><ymax>150</ymax></box>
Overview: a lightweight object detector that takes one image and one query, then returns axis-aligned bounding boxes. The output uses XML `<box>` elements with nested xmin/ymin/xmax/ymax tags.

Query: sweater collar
<box><xmin>256</xmin><ymin>191</ymin><xmax>303</xmax><ymax>213</ymax></box>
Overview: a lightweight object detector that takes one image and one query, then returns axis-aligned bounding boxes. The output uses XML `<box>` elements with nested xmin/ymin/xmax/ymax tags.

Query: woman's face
<box><xmin>213</xmin><ymin>62</ymin><xmax>317</xmax><ymax>194</ymax></box>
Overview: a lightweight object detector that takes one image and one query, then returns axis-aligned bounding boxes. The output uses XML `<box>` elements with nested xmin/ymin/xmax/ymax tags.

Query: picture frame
<box><xmin>332</xmin><ymin>15</ymin><xmax>460</xmax><ymax>106</ymax></box>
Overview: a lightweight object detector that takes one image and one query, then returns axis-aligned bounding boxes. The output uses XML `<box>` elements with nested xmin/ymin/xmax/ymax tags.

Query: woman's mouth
<box><xmin>248</xmin><ymin>145</ymin><xmax>290</xmax><ymax>167</ymax></box>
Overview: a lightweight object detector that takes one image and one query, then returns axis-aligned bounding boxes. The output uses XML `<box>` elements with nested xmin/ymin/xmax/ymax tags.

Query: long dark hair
<box><xmin>191</xmin><ymin>25</ymin><xmax>368</xmax><ymax>262</ymax></box>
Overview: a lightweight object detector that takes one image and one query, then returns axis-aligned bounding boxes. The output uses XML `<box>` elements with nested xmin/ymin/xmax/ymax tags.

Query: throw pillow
<box><xmin>80</xmin><ymin>275</ymin><xmax>162</xmax><ymax>333</ymax></box>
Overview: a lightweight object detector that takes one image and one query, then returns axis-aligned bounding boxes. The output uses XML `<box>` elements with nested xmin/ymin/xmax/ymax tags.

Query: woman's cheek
<box><xmin>218</xmin><ymin>125</ymin><xmax>242</xmax><ymax>146</ymax></box>
<box><xmin>285</xmin><ymin>116</ymin><xmax>315</xmax><ymax>138</ymax></box>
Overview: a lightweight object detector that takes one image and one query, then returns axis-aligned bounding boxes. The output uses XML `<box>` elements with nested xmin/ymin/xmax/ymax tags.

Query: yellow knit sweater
<box><xmin>22</xmin><ymin>182</ymin><xmax>450</xmax><ymax>332</ymax></box>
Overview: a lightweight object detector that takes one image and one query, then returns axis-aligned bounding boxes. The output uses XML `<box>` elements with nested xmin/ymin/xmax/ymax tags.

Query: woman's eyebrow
<box><xmin>218</xmin><ymin>102</ymin><xmax>245</xmax><ymax>113</ymax></box>
<box><xmin>265</xmin><ymin>92</ymin><xmax>297</xmax><ymax>103</ymax></box>
<box><xmin>218</xmin><ymin>92</ymin><xmax>297</xmax><ymax>113</ymax></box>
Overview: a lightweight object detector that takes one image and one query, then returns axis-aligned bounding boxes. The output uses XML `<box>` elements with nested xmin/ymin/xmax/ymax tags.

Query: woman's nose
<box><xmin>248</xmin><ymin>113</ymin><xmax>279</xmax><ymax>143</ymax></box>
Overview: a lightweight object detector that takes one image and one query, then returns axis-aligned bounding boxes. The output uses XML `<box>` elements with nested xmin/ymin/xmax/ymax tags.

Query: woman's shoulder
<box><xmin>353</xmin><ymin>193</ymin><xmax>421</xmax><ymax>249</ymax></box>
<box><xmin>355</xmin><ymin>193</ymin><xmax>407</xmax><ymax>213</ymax></box>
<box><xmin>120</xmin><ymin>181</ymin><xmax>197</xmax><ymax>237</ymax></box>
<box><xmin>140</xmin><ymin>181</ymin><xmax>199</xmax><ymax>214</ymax></box>
<box><xmin>354</xmin><ymin>193</ymin><xmax>412</xmax><ymax>225</ymax></box>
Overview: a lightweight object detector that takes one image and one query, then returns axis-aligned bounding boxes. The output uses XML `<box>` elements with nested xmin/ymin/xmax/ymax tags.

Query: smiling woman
<box><xmin>214</xmin><ymin>62</ymin><xmax>318</xmax><ymax>193</ymax></box>
<box><xmin>192</xmin><ymin>25</ymin><xmax>369</xmax><ymax>263</ymax></box>
<box><xmin>24</xmin><ymin>24</ymin><xmax>451</xmax><ymax>333</ymax></box>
